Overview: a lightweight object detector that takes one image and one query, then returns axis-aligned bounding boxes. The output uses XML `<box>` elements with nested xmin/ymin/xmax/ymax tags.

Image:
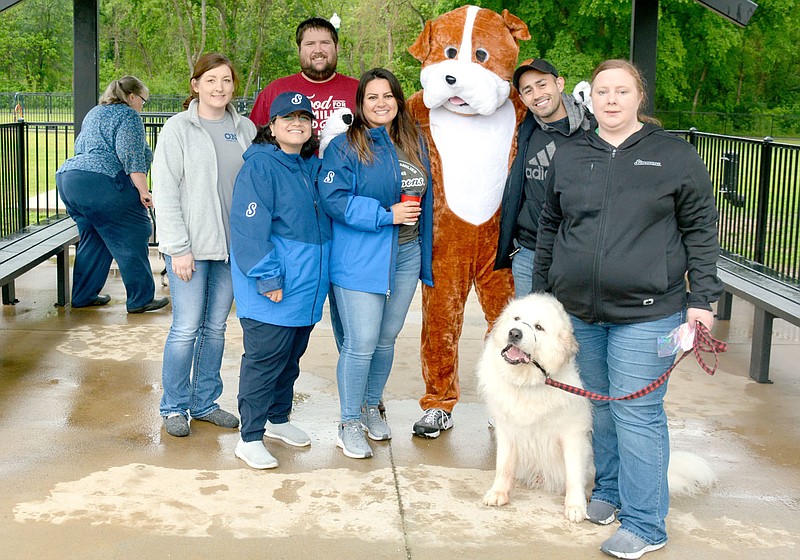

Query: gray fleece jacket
<box><xmin>152</xmin><ymin>100</ymin><xmax>257</xmax><ymax>260</ymax></box>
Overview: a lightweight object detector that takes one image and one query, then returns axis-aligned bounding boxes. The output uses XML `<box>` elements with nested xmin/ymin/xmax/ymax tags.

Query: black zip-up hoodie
<box><xmin>532</xmin><ymin>123</ymin><xmax>722</xmax><ymax>324</ymax></box>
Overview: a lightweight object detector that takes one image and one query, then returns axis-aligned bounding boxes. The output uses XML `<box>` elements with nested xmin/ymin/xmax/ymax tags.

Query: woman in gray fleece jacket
<box><xmin>152</xmin><ymin>53</ymin><xmax>257</xmax><ymax>438</ymax></box>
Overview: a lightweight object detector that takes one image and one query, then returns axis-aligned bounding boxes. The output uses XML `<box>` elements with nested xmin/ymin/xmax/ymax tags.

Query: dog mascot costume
<box><xmin>407</xmin><ymin>5</ymin><xmax>530</xmax><ymax>421</ymax></box>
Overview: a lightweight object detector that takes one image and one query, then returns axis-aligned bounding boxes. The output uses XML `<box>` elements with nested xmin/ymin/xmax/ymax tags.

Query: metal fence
<box><xmin>673</xmin><ymin>129</ymin><xmax>800</xmax><ymax>282</ymax></box>
<box><xmin>656</xmin><ymin>111</ymin><xmax>800</xmax><ymax>139</ymax></box>
<box><xmin>1</xmin><ymin>92</ymin><xmax>255</xmax><ymax>124</ymax></box>
<box><xmin>1</xmin><ymin>119</ymin><xmax>799</xmax><ymax>284</ymax></box>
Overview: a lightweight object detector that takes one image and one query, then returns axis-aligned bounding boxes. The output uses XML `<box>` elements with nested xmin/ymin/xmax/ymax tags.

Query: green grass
<box><xmin>23</xmin><ymin>126</ymin><xmax>74</xmax><ymax>202</ymax></box>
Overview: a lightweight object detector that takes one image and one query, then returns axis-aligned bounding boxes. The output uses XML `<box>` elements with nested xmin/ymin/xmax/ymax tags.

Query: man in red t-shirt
<box><xmin>249</xmin><ymin>17</ymin><xmax>358</xmax><ymax>133</ymax></box>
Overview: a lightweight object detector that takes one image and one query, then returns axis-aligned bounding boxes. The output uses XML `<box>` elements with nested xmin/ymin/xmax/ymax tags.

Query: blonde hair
<box><xmin>590</xmin><ymin>59</ymin><xmax>660</xmax><ymax>126</ymax></box>
<box><xmin>99</xmin><ymin>76</ymin><xmax>149</xmax><ymax>107</ymax></box>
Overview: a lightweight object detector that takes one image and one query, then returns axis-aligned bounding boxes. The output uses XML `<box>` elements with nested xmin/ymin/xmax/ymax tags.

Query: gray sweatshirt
<box><xmin>152</xmin><ymin>100</ymin><xmax>256</xmax><ymax>260</ymax></box>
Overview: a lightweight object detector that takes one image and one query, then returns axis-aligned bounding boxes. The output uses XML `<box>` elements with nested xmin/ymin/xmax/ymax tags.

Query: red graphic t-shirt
<box><xmin>249</xmin><ymin>72</ymin><xmax>359</xmax><ymax>132</ymax></box>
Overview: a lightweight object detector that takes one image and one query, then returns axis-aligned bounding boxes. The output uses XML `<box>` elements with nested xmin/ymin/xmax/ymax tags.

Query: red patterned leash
<box><xmin>541</xmin><ymin>322</ymin><xmax>727</xmax><ymax>401</ymax></box>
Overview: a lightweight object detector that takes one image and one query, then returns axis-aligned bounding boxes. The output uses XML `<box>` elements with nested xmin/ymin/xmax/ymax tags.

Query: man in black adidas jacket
<box><xmin>495</xmin><ymin>59</ymin><xmax>592</xmax><ymax>297</ymax></box>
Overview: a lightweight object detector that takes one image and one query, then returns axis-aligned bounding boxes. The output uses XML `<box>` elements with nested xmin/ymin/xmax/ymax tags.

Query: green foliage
<box><xmin>0</xmin><ymin>0</ymin><xmax>72</xmax><ymax>91</ymax></box>
<box><xmin>0</xmin><ymin>0</ymin><xmax>798</xmax><ymax>120</ymax></box>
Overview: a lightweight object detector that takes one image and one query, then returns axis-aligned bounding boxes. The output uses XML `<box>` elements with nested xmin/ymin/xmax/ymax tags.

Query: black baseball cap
<box><xmin>512</xmin><ymin>59</ymin><xmax>560</xmax><ymax>90</ymax></box>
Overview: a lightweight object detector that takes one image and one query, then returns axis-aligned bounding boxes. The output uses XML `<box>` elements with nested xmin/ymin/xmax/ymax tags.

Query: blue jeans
<box><xmin>57</xmin><ymin>170</ymin><xmax>155</xmax><ymax>309</ymax></box>
<box><xmin>511</xmin><ymin>245</ymin><xmax>535</xmax><ymax>298</ymax></box>
<box><xmin>334</xmin><ymin>239</ymin><xmax>421</xmax><ymax>421</ymax></box>
<box><xmin>160</xmin><ymin>256</ymin><xmax>234</xmax><ymax>419</ymax></box>
<box><xmin>570</xmin><ymin>310</ymin><xmax>683</xmax><ymax>546</ymax></box>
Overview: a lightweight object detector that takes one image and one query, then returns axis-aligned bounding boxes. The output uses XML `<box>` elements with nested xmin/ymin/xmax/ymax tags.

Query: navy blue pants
<box><xmin>238</xmin><ymin>318</ymin><xmax>314</xmax><ymax>442</ymax></box>
<box><xmin>57</xmin><ymin>170</ymin><xmax>154</xmax><ymax>309</ymax></box>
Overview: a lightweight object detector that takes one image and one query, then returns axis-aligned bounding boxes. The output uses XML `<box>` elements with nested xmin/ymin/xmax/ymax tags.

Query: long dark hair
<box><xmin>252</xmin><ymin>122</ymin><xmax>320</xmax><ymax>159</ymax></box>
<box><xmin>183</xmin><ymin>52</ymin><xmax>240</xmax><ymax>110</ymax></box>
<box><xmin>346</xmin><ymin>68</ymin><xmax>425</xmax><ymax>170</ymax></box>
<box><xmin>590</xmin><ymin>59</ymin><xmax>661</xmax><ymax>126</ymax></box>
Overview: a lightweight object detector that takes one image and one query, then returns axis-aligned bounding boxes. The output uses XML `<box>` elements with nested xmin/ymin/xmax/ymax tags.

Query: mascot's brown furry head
<box><xmin>408</xmin><ymin>5</ymin><xmax>530</xmax><ymax>116</ymax></box>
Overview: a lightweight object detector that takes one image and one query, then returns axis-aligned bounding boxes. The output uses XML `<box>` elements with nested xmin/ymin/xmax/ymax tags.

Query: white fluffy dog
<box><xmin>478</xmin><ymin>293</ymin><xmax>593</xmax><ymax>522</ymax></box>
<box><xmin>478</xmin><ymin>293</ymin><xmax>716</xmax><ymax>523</ymax></box>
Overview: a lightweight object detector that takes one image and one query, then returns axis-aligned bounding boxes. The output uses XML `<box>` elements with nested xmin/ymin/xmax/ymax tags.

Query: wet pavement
<box><xmin>1</xmin><ymin>250</ymin><xmax>798</xmax><ymax>559</ymax></box>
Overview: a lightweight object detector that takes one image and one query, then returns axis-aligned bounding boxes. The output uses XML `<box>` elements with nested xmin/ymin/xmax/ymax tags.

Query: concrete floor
<box><xmin>1</xmin><ymin>251</ymin><xmax>798</xmax><ymax>560</ymax></box>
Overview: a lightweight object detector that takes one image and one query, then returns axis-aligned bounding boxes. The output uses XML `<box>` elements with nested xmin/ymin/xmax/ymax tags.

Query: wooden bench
<box><xmin>0</xmin><ymin>216</ymin><xmax>80</xmax><ymax>307</ymax></box>
<box><xmin>715</xmin><ymin>254</ymin><xmax>800</xmax><ymax>383</ymax></box>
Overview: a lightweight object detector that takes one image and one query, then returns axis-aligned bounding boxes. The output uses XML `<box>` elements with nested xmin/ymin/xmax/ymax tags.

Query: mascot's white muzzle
<box><xmin>420</xmin><ymin>60</ymin><xmax>511</xmax><ymax>116</ymax></box>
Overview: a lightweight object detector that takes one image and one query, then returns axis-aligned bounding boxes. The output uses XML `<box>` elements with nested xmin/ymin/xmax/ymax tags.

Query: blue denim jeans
<box><xmin>334</xmin><ymin>239</ymin><xmax>421</xmax><ymax>421</ymax></box>
<box><xmin>160</xmin><ymin>256</ymin><xmax>234</xmax><ymax>419</ymax></box>
<box><xmin>57</xmin><ymin>170</ymin><xmax>155</xmax><ymax>309</ymax></box>
<box><xmin>511</xmin><ymin>245</ymin><xmax>535</xmax><ymax>298</ymax></box>
<box><xmin>570</xmin><ymin>310</ymin><xmax>683</xmax><ymax>546</ymax></box>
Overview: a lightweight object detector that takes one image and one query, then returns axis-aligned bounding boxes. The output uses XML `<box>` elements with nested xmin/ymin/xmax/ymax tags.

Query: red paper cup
<box><xmin>400</xmin><ymin>191</ymin><xmax>422</xmax><ymax>225</ymax></box>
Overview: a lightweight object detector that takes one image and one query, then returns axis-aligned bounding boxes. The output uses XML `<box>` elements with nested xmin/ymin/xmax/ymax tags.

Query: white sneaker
<box><xmin>235</xmin><ymin>439</ymin><xmax>278</xmax><ymax>469</ymax></box>
<box><xmin>265</xmin><ymin>421</ymin><xmax>311</xmax><ymax>447</ymax></box>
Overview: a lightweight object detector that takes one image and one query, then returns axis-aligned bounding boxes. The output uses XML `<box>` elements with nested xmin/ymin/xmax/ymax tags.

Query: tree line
<box><xmin>1</xmin><ymin>0</ymin><xmax>798</xmax><ymax>117</ymax></box>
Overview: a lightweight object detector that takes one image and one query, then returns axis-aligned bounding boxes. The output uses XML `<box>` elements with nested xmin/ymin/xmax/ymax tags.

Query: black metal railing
<box><xmin>2</xmin><ymin>119</ymin><xmax>799</xmax><ymax>285</ymax></box>
<box><xmin>675</xmin><ymin>129</ymin><xmax>800</xmax><ymax>282</ymax></box>
<box><xmin>656</xmin><ymin>111</ymin><xmax>800</xmax><ymax>139</ymax></box>
<box><xmin>2</xmin><ymin>92</ymin><xmax>256</xmax><ymax>124</ymax></box>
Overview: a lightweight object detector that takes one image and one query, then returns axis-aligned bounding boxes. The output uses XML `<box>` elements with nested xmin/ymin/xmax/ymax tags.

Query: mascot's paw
<box><xmin>573</xmin><ymin>81</ymin><xmax>593</xmax><ymax>114</ymax></box>
<box><xmin>319</xmin><ymin>107</ymin><xmax>353</xmax><ymax>157</ymax></box>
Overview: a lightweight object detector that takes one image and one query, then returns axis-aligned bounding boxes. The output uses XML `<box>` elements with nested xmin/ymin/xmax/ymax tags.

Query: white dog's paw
<box><xmin>564</xmin><ymin>501</ymin><xmax>587</xmax><ymax>523</ymax></box>
<box><xmin>483</xmin><ymin>489</ymin><xmax>510</xmax><ymax>507</ymax></box>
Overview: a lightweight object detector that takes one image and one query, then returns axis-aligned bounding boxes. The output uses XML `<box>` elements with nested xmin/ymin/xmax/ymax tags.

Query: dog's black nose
<box><xmin>445</xmin><ymin>75</ymin><xmax>456</xmax><ymax>85</ymax></box>
<box><xmin>508</xmin><ymin>328</ymin><xmax>522</xmax><ymax>344</ymax></box>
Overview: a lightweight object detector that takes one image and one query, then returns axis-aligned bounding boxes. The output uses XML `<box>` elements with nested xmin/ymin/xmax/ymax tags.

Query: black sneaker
<box><xmin>412</xmin><ymin>408</ymin><xmax>453</xmax><ymax>438</ymax></box>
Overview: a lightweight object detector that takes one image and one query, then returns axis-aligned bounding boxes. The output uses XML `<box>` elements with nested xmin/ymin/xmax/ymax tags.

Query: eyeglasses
<box><xmin>137</xmin><ymin>94</ymin><xmax>148</xmax><ymax>106</ymax></box>
<box><xmin>278</xmin><ymin>114</ymin><xmax>312</xmax><ymax>123</ymax></box>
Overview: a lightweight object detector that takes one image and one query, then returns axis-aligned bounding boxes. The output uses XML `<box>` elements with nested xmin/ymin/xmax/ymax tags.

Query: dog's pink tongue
<box><xmin>502</xmin><ymin>345</ymin><xmax>530</xmax><ymax>363</ymax></box>
<box><xmin>449</xmin><ymin>96</ymin><xmax>466</xmax><ymax>106</ymax></box>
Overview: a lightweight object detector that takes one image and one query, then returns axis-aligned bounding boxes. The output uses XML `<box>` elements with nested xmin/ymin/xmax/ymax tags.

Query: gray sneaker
<box><xmin>337</xmin><ymin>419</ymin><xmax>373</xmax><ymax>458</ymax></box>
<box><xmin>587</xmin><ymin>499</ymin><xmax>618</xmax><ymax>525</ymax></box>
<box><xmin>361</xmin><ymin>406</ymin><xmax>391</xmax><ymax>441</ymax></box>
<box><xmin>412</xmin><ymin>408</ymin><xmax>453</xmax><ymax>438</ymax></box>
<box><xmin>265</xmin><ymin>421</ymin><xmax>311</xmax><ymax>447</ymax></box>
<box><xmin>194</xmin><ymin>408</ymin><xmax>239</xmax><ymax>429</ymax></box>
<box><xmin>163</xmin><ymin>413</ymin><xmax>190</xmax><ymax>437</ymax></box>
<box><xmin>600</xmin><ymin>529</ymin><xmax>666</xmax><ymax>559</ymax></box>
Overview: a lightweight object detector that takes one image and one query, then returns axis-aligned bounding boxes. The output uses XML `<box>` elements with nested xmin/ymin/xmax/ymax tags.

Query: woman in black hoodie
<box><xmin>533</xmin><ymin>59</ymin><xmax>722</xmax><ymax>559</ymax></box>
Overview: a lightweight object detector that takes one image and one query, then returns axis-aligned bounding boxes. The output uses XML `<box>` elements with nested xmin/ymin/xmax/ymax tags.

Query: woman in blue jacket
<box><xmin>320</xmin><ymin>68</ymin><xmax>433</xmax><ymax>459</ymax></box>
<box><xmin>230</xmin><ymin>92</ymin><xmax>331</xmax><ymax>469</ymax></box>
